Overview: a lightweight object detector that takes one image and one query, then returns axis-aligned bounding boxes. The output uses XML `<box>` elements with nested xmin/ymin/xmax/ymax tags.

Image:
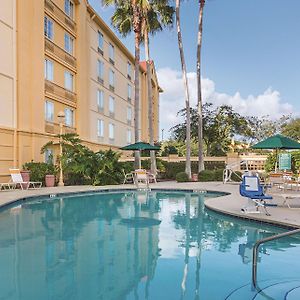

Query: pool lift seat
<box><xmin>240</xmin><ymin>175</ymin><xmax>273</xmax><ymax>216</ymax></box>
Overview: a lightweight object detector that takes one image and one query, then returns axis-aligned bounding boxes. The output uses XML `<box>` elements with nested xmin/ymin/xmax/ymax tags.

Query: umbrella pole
<box><xmin>139</xmin><ymin>150</ymin><xmax>142</xmax><ymax>169</ymax></box>
<box><xmin>275</xmin><ymin>148</ymin><xmax>278</xmax><ymax>172</ymax></box>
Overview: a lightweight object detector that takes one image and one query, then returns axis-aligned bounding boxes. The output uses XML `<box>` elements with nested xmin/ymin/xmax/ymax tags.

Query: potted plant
<box><xmin>45</xmin><ymin>163</ymin><xmax>57</xmax><ymax>187</ymax></box>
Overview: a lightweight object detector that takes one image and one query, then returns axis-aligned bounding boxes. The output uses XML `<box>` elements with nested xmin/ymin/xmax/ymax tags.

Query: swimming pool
<box><xmin>0</xmin><ymin>190</ymin><xmax>299</xmax><ymax>300</ymax></box>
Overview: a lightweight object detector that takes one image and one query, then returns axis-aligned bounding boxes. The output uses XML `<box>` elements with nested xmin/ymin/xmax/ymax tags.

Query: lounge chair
<box><xmin>9</xmin><ymin>168</ymin><xmax>42</xmax><ymax>190</ymax></box>
<box><xmin>240</xmin><ymin>175</ymin><xmax>274</xmax><ymax>216</ymax></box>
<box><xmin>122</xmin><ymin>170</ymin><xmax>134</xmax><ymax>184</ymax></box>
<box><xmin>0</xmin><ymin>182</ymin><xmax>16</xmax><ymax>191</ymax></box>
<box><xmin>134</xmin><ymin>169</ymin><xmax>149</xmax><ymax>189</ymax></box>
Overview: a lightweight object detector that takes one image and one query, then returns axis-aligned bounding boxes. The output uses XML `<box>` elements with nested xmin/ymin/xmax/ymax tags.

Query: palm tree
<box><xmin>141</xmin><ymin>1</ymin><xmax>174</xmax><ymax>174</ymax></box>
<box><xmin>175</xmin><ymin>0</ymin><xmax>191</xmax><ymax>179</ymax></box>
<box><xmin>102</xmin><ymin>0</ymin><xmax>142</xmax><ymax>169</ymax></box>
<box><xmin>197</xmin><ymin>0</ymin><xmax>205</xmax><ymax>172</ymax></box>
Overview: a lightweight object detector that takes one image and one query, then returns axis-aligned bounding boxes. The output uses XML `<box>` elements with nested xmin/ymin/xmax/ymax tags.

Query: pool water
<box><xmin>0</xmin><ymin>190</ymin><xmax>300</xmax><ymax>300</ymax></box>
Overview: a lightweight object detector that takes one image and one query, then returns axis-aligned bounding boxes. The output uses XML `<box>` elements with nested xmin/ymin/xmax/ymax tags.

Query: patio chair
<box><xmin>122</xmin><ymin>170</ymin><xmax>134</xmax><ymax>184</ymax></box>
<box><xmin>240</xmin><ymin>175</ymin><xmax>274</xmax><ymax>216</ymax></box>
<box><xmin>134</xmin><ymin>169</ymin><xmax>149</xmax><ymax>189</ymax></box>
<box><xmin>9</xmin><ymin>168</ymin><xmax>42</xmax><ymax>190</ymax></box>
<box><xmin>147</xmin><ymin>170</ymin><xmax>157</xmax><ymax>183</ymax></box>
<box><xmin>0</xmin><ymin>182</ymin><xmax>16</xmax><ymax>191</ymax></box>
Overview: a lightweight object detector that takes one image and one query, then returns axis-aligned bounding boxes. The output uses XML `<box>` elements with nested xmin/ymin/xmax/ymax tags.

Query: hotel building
<box><xmin>0</xmin><ymin>0</ymin><xmax>161</xmax><ymax>182</ymax></box>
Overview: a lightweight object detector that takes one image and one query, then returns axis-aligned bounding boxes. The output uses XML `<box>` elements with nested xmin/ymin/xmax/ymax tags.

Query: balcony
<box><xmin>45</xmin><ymin>121</ymin><xmax>76</xmax><ymax>134</ymax></box>
<box><xmin>45</xmin><ymin>80</ymin><xmax>77</xmax><ymax>103</ymax></box>
<box><xmin>45</xmin><ymin>0</ymin><xmax>76</xmax><ymax>32</ymax></box>
<box><xmin>45</xmin><ymin>39</ymin><xmax>76</xmax><ymax>68</ymax></box>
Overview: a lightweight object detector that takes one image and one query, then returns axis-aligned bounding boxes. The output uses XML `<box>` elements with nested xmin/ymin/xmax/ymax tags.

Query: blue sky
<box><xmin>89</xmin><ymin>0</ymin><xmax>300</xmax><ymax>136</ymax></box>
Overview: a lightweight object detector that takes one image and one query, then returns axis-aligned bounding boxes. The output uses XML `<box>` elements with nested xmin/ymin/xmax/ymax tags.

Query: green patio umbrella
<box><xmin>251</xmin><ymin>134</ymin><xmax>300</xmax><ymax>171</ymax></box>
<box><xmin>120</xmin><ymin>142</ymin><xmax>160</xmax><ymax>169</ymax></box>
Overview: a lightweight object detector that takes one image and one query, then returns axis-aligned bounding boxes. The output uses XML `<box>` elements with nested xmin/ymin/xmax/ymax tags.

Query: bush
<box><xmin>198</xmin><ymin>170</ymin><xmax>216</xmax><ymax>181</ymax></box>
<box><xmin>23</xmin><ymin>162</ymin><xmax>57</xmax><ymax>186</ymax></box>
<box><xmin>214</xmin><ymin>169</ymin><xmax>224</xmax><ymax>181</ymax></box>
<box><xmin>176</xmin><ymin>172</ymin><xmax>189</xmax><ymax>182</ymax></box>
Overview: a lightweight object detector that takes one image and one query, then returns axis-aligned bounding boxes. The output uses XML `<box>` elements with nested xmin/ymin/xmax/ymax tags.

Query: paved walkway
<box><xmin>1</xmin><ymin>181</ymin><xmax>300</xmax><ymax>228</ymax></box>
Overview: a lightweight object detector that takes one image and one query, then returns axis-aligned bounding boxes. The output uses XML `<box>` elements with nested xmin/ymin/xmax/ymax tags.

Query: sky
<box><xmin>89</xmin><ymin>0</ymin><xmax>300</xmax><ymax>139</ymax></box>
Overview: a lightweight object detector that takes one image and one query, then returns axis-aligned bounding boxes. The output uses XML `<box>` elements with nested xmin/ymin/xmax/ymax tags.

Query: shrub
<box><xmin>198</xmin><ymin>170</ymin><xmax>216</xmax><ymax>181</ymax></box>
<box><xmin>176</xmin><ymin>172</ymin><xmax>189</xmax><ymax>182</ymax></box>
<box><xmin>214</xmin><ymin>169</ymin><xmax>224</xmax><ymax>181</ymax></box>
<box><xmin>23</xmin><ymin>162</ymin><xmax>57</xmax><ymax>186</ymax></box>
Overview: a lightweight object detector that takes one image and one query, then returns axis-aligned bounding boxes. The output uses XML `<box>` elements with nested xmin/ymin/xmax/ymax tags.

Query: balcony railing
<box><xmin>45</xmin><ymin>121</ymin><xmax>76</xmax><ymax>135</ymax></box>
<box><xmin>45</xmin><ymin>38</ymin><xmax>76</xmax><ymax>68</ymax></box>
<box><xmin>45</xmin><ymin>0</ymin><xmax>76</xmax><ymax>32</ymax></box>
<box><xmin>45</xmin><ymin>80</ymin><xmax>77</xmax><ymax>103</ymax></box>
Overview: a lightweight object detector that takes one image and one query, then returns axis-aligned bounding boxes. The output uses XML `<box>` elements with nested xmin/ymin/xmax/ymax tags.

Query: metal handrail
<box><xmin>252</xmin><ymin>228</ymin><xmax>300</xmax><ymax>289</ymax></box>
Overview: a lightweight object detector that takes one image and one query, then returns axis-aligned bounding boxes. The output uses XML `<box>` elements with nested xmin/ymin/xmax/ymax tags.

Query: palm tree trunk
<box><xmin>144</xmin><ymin>29</ymin><xmax>157</xmax><ymax>175</ymax></box>
<box><xmin>175</xmin><ymin>0</ymin><xmax>191</xmax><ymax>179</ymax></box>
<box><xmin>133</xmin><ymin>3</ymin><xmax>141</xmax><ymax>169</ymax></box>
<box><xmin>197</xmin><ymin>0</ymin><xmax>205</xmax><ymax>173</ymax></box>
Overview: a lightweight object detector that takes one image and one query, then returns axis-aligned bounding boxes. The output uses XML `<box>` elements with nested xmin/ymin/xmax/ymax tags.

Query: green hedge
<box><xmin>176</xmin><ymin>172</ymin><xmax>190</xmax><ymax>182</ymax></box>
<box><xmin>160</xmin><ymin>161</ymin><xmax>226</xmax><ymax>180</ymax></box>
<box><xmin>23</xmin><ymin>162</ymin><xmax>57</xmax><ymax>186</ymax></box>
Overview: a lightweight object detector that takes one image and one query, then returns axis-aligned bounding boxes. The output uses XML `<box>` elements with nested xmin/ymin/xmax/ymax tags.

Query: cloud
<box><xmin>157</xmin><ymin>67</ymin><xmax>295</xmax><ymax>138</ymax></box>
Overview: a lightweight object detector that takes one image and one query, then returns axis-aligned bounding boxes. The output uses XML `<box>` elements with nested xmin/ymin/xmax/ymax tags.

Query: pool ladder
<box><xmin>252</xmin><ymin>228</ymin><xmax>300</xmax><ymax>289</ymax></box>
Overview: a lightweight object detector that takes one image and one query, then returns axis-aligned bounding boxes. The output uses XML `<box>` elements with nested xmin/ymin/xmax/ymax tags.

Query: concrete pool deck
<box><xmin>1</xmin><ymin>181</ymin><xmax>300</xmax><ymax>229</ymax></box>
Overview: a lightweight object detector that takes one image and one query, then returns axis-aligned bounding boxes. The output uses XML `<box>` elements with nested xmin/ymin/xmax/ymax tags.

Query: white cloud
<box><xmin>157</xmin><ymin>67</ymin><xmax>295</xmax><ymax>139</ymax></box>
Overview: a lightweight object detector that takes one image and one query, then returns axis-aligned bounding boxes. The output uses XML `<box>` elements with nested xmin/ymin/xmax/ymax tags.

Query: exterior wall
<box><xmin>0</xmin><ymin>0</ymin><xmax>160</xmax><ymax>182</ymax></box>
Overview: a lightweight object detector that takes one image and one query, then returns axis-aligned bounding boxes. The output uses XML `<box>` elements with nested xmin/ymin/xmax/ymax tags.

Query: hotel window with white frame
<box><xmin>109</xmin><ymin>69</ymin><xmax>115</xmax><ymax>88</ymax></box>
<box><xmin>127</xmin><ymin>62</ymin><xmax>132</xmax><ymax>79</ymax></box>
<box><xmin>45</xmin><ymin>149</ymin><xmax>54</xmax><ymax>164</ymax></box>
<box><xmin>127</xmin><ymin>107</ymin><xmax>132</xmax><ymax>123</ymax></box>
<box><xmin>127</xmin><ymin>84</ymin><xmax>132</xmax><ymax>100</ymax></box>
<box><xmin>97</xmin><ymin>90</ymin><xmax>104</xmax><ymax>112</ymax></box>
<box><xmin>64</xmin><ymin>71</ymin><xmax>74</xmax><ymax>91</ymax></box>
<box><xmin>97</xmin><ymin>119</ymin><xmax>104</xmax><ymax>137</ymax></box>
<box><xmin>109</xmin><ymin>96</ymin><xmax>115</xmax><ymax>115</ymax></box>
<box><xmin>127</xmin><ymin>129</ymin><xmax>132</xmax><ymax>144</ymax></box>
<box><xmin>45</xmin><ymin>100</ymin><xmax>54</xmax><ymax>122</ymax></box>
<box><xmin>64</xmin><ymin>33</ymin><xmax>74</xmax><ymax>55</ymax></box>
<box><xmin>44</xmin><ymin>17</ymin><xmax>54</xmax><ymax>40</ymax></box>
<box><xmin>64</xmin><ymin>0</ymin><xmax>74</xmax><ymax>19</ymax></box>
<box><xmin>64</xmin><ymin>108</ymin><xmax>74</xmax><ymax>127</ymax></box>
<box><xmin>98</xmin><ymin>60</ymin><xmax>104</xmax><ymax>82</ymax></box>
<box><xmin>98</xmin><ymin>31</ymin><xmax>104</xmax><ymax>52</ymax></box>
<box><xmin>44</xmin><ymin>59</ymin><xmax>54</xmax><ymax>81</ymax></box>
<box><xmin>109</xmin><ymin>123</ymin><xmax>115</xmax><ymax>140</ymax></box>
<box><xmin>109</xmin><ymin>43</ymin><xmax>115</xmax><ymax>63</ymax></box>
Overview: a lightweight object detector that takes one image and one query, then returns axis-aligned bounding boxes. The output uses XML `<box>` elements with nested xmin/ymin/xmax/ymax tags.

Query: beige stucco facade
<box><xmin>0</xmin><ymin>0</ymin><xmax>161</xmax><ymax>182</ymax></box>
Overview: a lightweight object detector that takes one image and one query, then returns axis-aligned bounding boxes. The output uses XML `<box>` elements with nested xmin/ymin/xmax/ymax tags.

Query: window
<box><xmin>64</xmin><ymin>71</ymin><xmax>73</xmax><ymax>91</ymax></box>
<box><xmin>127</xmin><ymin>62</ymin><xmax>132</xmax><ymax>79</ymax></box>
<box><xmin>109</xmin><ymin>43</ymin><xmax>115</xmax><ymax>63</ymax></box>
<box><xmin>109</xmin><ymin>69</ymin><xmax>115</xmax><ymax>88</ymax></box>
<box><xmin>98</xmin><ymin>60</ymin><xmax>104</xmax><ymax>82</ymax></box>
<box><xmin>45</xmin><ymin>100</ymin><xmax>54</xmax><ymax>122</ymax></box>
<box><xmin>127</xmin><ymin>129</ymin><xmax>132</xmax><ymax>144</ymax></box>
<box><xmin>127</xmin><ymin>107</ymin><xmax>132</xmax><ymax>122</ymax></box>
<box><xmin>127</xmin><ymin>84</ymin><xmax>132</xmax><ymax>100</ymax></box>
<box><xmin>64</xmin><ymin>33</ymin><xmax>74</xmax><ymax>55</ymax></box>
<box><xmin>97</xmin><ymin>119</ymin><xmax>104</xmax><ymax>137</ymax></box>
<box><xmin>64</xmin><ymin>108</ymin><xmax>74</xmax><ymax>127</ymax></box>
<box><xmin>98</xmin><ymin>31</ymin><xmax>104</xmax><ymax>52</ymax></box>
<box><xmin>44</xmin><ymin>17</ymin><xmax>54</xmax><ymax>40</ymax></box>
<box><xmin>45</xmin><ymin>149</ymin><xmax>54</xmax><ymax>164</ymax></box>
<box><xmin>44</xmin><ymin>59</ymin><xmax>54</xmax><ymax>81</ymax></box>
<box><xmin>109</xmin><ymin>123</ymin><xmax>115</xmax><ymax>140</ymax></box>
<box><xmin>109</xmin><ymin>96</ymin><xmax>115</xmax><ymax>114</ymax></box>
<box><xmin>64</xmin><ymin>0</ymin><xmax>74</xmax><ymax>19</ymax></box>
<box><xmin>97</xmin><ymin>90</ymin><xmax>104</xmax><ymax>112</ymax></box>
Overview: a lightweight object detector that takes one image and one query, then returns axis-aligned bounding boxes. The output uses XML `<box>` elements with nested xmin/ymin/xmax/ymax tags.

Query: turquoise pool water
<box><xmin>0</xmin><ymin>190</ymin><xmax>300</xmax><ymax>300</ymax></box>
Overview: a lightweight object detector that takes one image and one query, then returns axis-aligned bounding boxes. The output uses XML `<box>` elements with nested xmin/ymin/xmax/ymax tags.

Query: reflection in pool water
<box><xmin>0</xmin><ymin>191</ymin><xmax>299</xmax><ymax>300</ymax></box>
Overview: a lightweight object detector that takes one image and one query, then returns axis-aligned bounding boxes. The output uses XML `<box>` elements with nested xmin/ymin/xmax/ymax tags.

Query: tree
<box><xmin>196</xmin><ymin>0</ymin><xmax>205</xmax><ymax>172</ymax></box>
<box><xmin>175</xmin><ymin>0</ymin><xmax>192</xmax><ymax>178</ymax></box>
<box><xmin>141</xmin><ymin>1</ymin><xmax>174</xmax><ymax>174</ymax></box>
<box><xmin>281</xmin><ymin>118</ymin><xmax>300</xmax><ymax>141</ymax></box>
<box><xmin>102</xmin><ymin>0</ymin><xmax>142</xmax><ymax>169</ymax></box>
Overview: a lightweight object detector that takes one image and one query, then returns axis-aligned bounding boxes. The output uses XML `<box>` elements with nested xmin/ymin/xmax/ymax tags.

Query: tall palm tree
<box><xmin>141</xmin><ymin>1</ymin><xmax>174</xmax><ymax>174</ymax></box>
<box><xmin>197</xmin><ymin>0</ymin><xmax>205</xmax><ymax>172</ymax></box>
<box><xmin>102</xmin><ymin>0</ymin><xmax>142</xmax><ymax>169</ymax></box>
<box><xmin>175</xmin><ymin>0</ymin><xmax>191</xmax><ymax>179</ymax></box>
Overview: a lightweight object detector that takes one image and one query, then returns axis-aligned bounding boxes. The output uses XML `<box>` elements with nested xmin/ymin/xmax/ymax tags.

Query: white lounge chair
<box><xmin>9</xmin><ymin>168</ymin><xmax>42</xmax><ymax>190</ymax></box>
<box><xmin>134</xmin><ymin>169</ymin><xmax>149</xmax><ymax>189</ymax></box>
<box><xmin>0</xmin><ymin>182</ymin><xmax>16</xmax><ymax>191</ymax></box>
